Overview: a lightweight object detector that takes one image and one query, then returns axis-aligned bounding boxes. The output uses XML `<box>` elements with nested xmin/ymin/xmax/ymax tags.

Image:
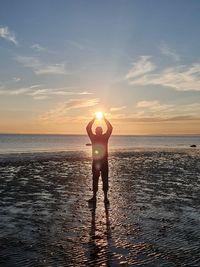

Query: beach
<box><xmin>0</xmin><ymin>149</ymin><xmax>200</xmax><ymax>266</ymax></box>
<box><xmin>1</xmin><ymin>0</ymin><xmax>200</xmax><ymax>266</ymax></box>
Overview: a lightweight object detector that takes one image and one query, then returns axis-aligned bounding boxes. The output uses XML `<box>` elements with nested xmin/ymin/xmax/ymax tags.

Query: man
<box><xmin>86</xmin><ymin>115</ymin><xmax>113</xmax><ymax>204</ymax></box>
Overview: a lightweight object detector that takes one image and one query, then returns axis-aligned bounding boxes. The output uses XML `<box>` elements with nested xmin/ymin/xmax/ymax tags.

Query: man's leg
<box><xmin>101</xmin><ymin>160</ymin><xmax>109</xmax><ymax>203</ymax></box>
<box><xmin>89</xmin><ymin>161</ymin><xmax>100</xmax><ymax>202</ymax></box>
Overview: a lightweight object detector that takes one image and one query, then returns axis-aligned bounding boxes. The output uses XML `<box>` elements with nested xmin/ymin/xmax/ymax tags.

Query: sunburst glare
<box><xmin>95</xmin><ymin>111</ymin><xmax>104</xmax><ymax>120</ymax></box>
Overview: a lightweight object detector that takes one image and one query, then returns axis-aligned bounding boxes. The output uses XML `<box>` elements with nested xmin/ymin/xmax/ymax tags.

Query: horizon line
<box><xmin>0</xmin><ymin>132</ymin><xmax>200</xmax><ymax>137</ymax></box>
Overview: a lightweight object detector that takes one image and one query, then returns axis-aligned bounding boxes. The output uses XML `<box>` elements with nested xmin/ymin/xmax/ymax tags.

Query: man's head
<box><xmin>95</xmin><ymin>126</ymin><xmax>103</xmax><ymax>135</ymax></box>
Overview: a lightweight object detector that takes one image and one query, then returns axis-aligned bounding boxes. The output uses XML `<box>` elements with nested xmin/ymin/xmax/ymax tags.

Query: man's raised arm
<box><xmin>86</xmin><ymin>118</ymin><xmax>95</xmax><ymax>139</ymax></box>
<box><xmin>104</xmin><ymin>117</ymin><xmax>113</xmax><ymax>138</ymax></box>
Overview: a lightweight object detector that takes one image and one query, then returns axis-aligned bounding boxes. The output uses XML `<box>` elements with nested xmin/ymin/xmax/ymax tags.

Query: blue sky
<box><xmin>0</xmin><ymin>0</ymin><xmax>200</xmax><ymax>134</ymax></box>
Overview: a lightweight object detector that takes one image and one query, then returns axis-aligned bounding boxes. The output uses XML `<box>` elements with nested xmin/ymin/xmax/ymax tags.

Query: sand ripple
<box><xmin>0</xmin><ymin>150</ymin><xmax>200</xmax><ymax>266</ymax></box>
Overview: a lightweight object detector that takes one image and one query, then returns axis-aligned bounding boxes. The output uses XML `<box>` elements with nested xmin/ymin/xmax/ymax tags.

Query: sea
<box><xmin>0</xmin><ymin>134</ymin><xmax>199</xmax><ymax>154</ymax></box>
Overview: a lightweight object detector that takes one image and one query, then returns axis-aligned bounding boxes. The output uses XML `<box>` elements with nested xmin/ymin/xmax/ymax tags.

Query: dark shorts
<box><xmin>92</xmin><ymin>159</ymin><xmax>109</xmax><ymax>192</ymax></box>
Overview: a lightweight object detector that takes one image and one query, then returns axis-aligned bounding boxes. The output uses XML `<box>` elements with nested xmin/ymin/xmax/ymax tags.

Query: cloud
<box><xmin>0</xmin><ymin>77</ymin><xmax>21</xmax><ymax>87</ymax></box>
<box><xmin>0</xmin><ymin>26</ymin><xmax>18</xmax><ymax>45</ymax></box>
<box><xmin>34</xmin><ymin>64</ymin><xmax>66</xmax><ymax>75</ymax></box>
<box><xmin>66</xmin><ymin>40</ymin><xmax>96</xmax><ymax>52</ymax></box>
<box><xmin>28</xmin><ymin>88</ymin><xmax>92</xmax><ymax>99</ymax></box>
<box><xmin>16</xmin><ymin>56</ymin><xmax>40</xmax><ymax>68</ymax></box>
<box><xmin>15</xmin><ymin>55</ymin><xmax>68</xmax><ymax>75</ymax></box>
<box><xmin>126</xmin><ymin>57</ymin><xmax>200</xmax><ymax>91</ymax></box>
<box><xmin>32</xmin><ymin>95</ymin><xmax>49</xmax><ymax>100</ymax></box>
<box><xmin>136</xmin><ymin>101</ymin><xmax>159</xmax><ymax>108</ymax></box>
<box><xmin>31</xmin><ymin>43</ymin><xmax>46</xmax><ymax>52</ymax></box>
<box><xmin>136</xmin><ymin>100</ymin><xmax>175</xmax><ymax>117</ymax></box>
<box><xmin>136</xmin><ymin>100</ymin><xmax>173</xmax><ymax>112</ymax></box>
<box><xmin>0</xmin><ymin>85</ymin><xmax>92</xmax><ymax>99</ymax></box>
<box><xmin>125</xmin><ymin>56</ymin><xmax>155</xmax><ymax>80</ymax></box>
<box><xmin>0</xmin><ymin>85</ymin><xmax>41</xmax><ymax>96</ymax></box>
<box><xmin>110</xmin><ymin>106</ymin><xmax>126</xmax><ymax>112</ymax></box>
<box><xmin>113</xmin><ymin>115</ymin><xmax>200</xmax><ymax>123</ymax></box>
<box><xmin>40</xmin><ymin>98</ymin><xmax>99</xmax><ymax>121</ymax></box>
<box><xmin>134</xmin><ymin>100</ymin><xmax>200</xmax><ymax>121</ymax></box>
<box><xmin>160</xmin><ymin>43</ymin><xmax>180</xmax><ymax>61</ymax></box>
<box><xmin>0</xmin><ymin>88</ymin><xmax>32</xmax><ymax>96</ymax></box>
<box><xmin>109</xmin><ymin>100</ymin><xmax>200</xmax><ymax>123</ymax></box>
<box><xmin>13</xmin><ymin>77</ymin><xmax>21</xmax><ymax>82</ymax></box>
<box><xmin>30</xmin><ymin>43</ymin><xmax>55</xmax><ymax>54</ymax></box>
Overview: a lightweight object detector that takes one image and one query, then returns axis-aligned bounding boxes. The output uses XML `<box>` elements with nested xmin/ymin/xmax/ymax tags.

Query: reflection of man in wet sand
<box><xmin>86</xmin><ymin>114</ymin><xmax>113</xmax><ymax>204</ymax></box>
<box><xmin>88</xmin><ymin>203</ymin><xmax>111</xmax><ymax>265</ymax></box>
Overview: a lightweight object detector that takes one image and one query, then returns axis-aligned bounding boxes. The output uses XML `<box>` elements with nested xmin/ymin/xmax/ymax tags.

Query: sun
<box><xmin>95</xmin><ymin>111</ymin><xmax>104</xmax><ymax>120</ymax></box>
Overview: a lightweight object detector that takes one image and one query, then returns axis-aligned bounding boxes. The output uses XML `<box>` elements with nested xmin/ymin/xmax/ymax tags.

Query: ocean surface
<box><xmin>0</xmin><ymin>134</ymin><xmax>200</xmax><ymax>154</ymax></box>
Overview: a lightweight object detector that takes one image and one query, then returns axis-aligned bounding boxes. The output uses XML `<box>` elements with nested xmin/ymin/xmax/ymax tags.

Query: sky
<box><xmin>0</xmin><ymin>0</ymin><xmax>200</xmax><ymax>135</ymax></box>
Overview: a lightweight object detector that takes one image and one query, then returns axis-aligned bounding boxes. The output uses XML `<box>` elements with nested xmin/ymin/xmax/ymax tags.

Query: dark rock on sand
<box><xmin>86</xmin><ymin>143</ymin><xmax>92</xmax><ymax>146</ymax></box>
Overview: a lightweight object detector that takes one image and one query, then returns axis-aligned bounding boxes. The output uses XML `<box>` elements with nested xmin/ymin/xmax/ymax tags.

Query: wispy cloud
<box><xmin>125</xmin><ymin>56</ymin><xmax>155</xmax><ymax>80</ymax></box>
<box><xmin>126</xmin><ymin>57</ymin><xmax>200</xmax><ymax>91</ymax></box>
<box><xmin>66</xmin><ymin>40</ymin><xmax>96</xmax><ymax>52</ymax></box>
<box><xmin>110</xmin><ymin>106</ymin><xmax>126</xmax><ymax>112</ymax></box>
<box><xmin>32</xmin><ymin>95</ymin><xmax>49</xmax><ymax>100</ymax></box>
<box><xmin>135</xmin><ymin>100</ymin><xmax>175</xmax><ymax>121</ymax></box>
<box><xmin>31</xmin><ymin>43</ymin><xmax>46</xmax><ymax>52</ymax></box>
<box><xmin>136</xmin><ymin>100</ymin><xmax>173</xmax><ymax>112</ymax></box>
<box><xmin>0</xmin><ymin>77</ymin><xmax>21</xmax><ymax>87</ymax></box>
<box><xmin>28</xmin><ymin>88</ymin><xmax>92</xmax><ymax>99</ymax></box>
<box><xmin>113</xmin><ymin>115</ymin><xmax>200</xmax><ymax>123</ymax></box>
<box><xmin>160</xmin><ymin>43</ymin><xmax>180</xmax><ymax>61</ymax></box>
<box><xmin>110</xmin><ymin>100</ymin><xmax>200</xmax><ymax>123</ymax></box>
<box><xmin>15</xmin><ymin>55</ymin><xmax>68</xmax><ymax>75</ymax></box>
<box><xmin>0</xmin><ymin>85</ymin><xmax>41</xmax><ymax>96</ymax></box>
<box><xmin>16</xmin><ymin>56</ymin><xmax>40</xmax><ymax>68</ymax></box>
<box><xmin>13</xmin><ymin>77</ymin><xmax>21</xmax><ymax>82</ymax></box>
<box><xmin>34</xmin><ymin>64</ymin><xmax>66</xmax><ymax>75</ymax></box>
<box><xmin>136</xmin><ymin>100</ymin><xmax>159</xmax><ymax>108</ymax></box>
<box><xmin>40</xmin><ymin>98</ymin><xmax>99</xmax><ymax>121</ymax></box>
<box><xmin>30</xmin><ymin>43</ymin><xmax>55</xmax><ymax>54</ymax></box>
<box><xmin>0</xmin><ymin>85</ymin><xmax>92</xmax><ymax>99</ymax></box>
<box><xmin>134</xmin><ymin>100</ymin><xmax>200</xmax><ymax>121</ymax></box>
<box><xmin>0</xmin><ymin>26</ymin><xmax>18</xmax><ymax>45</ymax></box>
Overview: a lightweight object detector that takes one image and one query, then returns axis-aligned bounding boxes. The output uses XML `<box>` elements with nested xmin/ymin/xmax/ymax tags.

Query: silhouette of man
<box><xmin>86</xmin><ymin>115</ymin><xmax>113</xmax><ymax>204</ymax></box>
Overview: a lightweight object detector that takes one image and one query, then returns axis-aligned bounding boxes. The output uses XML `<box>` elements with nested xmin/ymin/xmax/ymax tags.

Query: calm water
<box><xmin>0</xmin><ymin>134</ymin><xmax>199</xmax><ymax>154</ymax></box>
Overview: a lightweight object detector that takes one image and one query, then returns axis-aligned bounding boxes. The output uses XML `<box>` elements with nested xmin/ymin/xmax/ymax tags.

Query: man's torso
<box><xmin>90</xmin><ymin>134</ymin><xmax>109</xmax><ymax>160</ymax></box>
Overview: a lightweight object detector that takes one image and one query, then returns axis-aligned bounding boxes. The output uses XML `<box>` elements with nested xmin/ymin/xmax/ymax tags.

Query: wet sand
<box><xmin>0</xmin><ymin>149</ymin><xmax>200</xmax><ymax>266</ymax></box>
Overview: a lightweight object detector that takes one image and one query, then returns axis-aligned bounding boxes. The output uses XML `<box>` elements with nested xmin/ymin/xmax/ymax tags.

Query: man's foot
<box><xmin>104</xmin><ymin>197</ymin><xmax>110</xmax><ymax>205</ymax></box>
<box><xmin>88</xmin><ymin>196</ymin><xmax>97</xmax><ymax>203</ymax></box>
